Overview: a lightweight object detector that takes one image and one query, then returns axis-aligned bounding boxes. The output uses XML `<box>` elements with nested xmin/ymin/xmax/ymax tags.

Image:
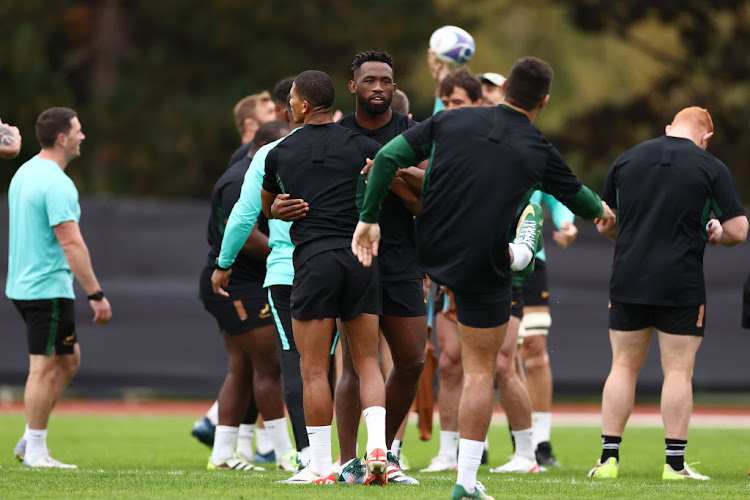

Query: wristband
<box><xmin>87</xmin><ymin>290</ymin><xmax>104</xmax><ymax>301</ymax></box>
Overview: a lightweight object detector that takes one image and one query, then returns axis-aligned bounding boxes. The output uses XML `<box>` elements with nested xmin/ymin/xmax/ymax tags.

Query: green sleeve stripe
<box><xmin>565</xmin><ymin>185</ymin><xmax>603</xmax><ymax>219</ymax></box>
<box><xmin>360</xmin><ymin>135</ymin><xmax>420</xmax><ymax>223</ymax></box>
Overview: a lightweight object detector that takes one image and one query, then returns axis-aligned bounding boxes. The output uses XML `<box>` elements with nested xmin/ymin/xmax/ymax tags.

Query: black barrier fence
<box><xmin>1</xmin><ymin>198</ymin><xmax>749</xmax><ymax>398</ymax></box>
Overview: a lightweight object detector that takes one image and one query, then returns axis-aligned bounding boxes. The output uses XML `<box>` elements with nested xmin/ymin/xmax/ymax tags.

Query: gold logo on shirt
<box><xmin>541</xmin><ymin>291</ymin><xmax>549</xmax><ymax>299</ymax></box>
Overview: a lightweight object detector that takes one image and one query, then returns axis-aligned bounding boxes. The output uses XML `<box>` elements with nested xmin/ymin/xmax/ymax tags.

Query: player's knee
<box><xmin>439</xmin><ymin>350</ymin><xmax>462</xmax><ymax>379</ymax></box>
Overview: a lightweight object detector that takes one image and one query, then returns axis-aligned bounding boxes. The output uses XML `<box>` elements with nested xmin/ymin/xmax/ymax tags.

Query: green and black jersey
<box><xmin>602</xmin><ymin>135</ymin><xmax>744</xmax><ymax>306</ymax></box>
<box><xmin>360</xmin><ymin>105</ymin><xmax>602</xmax><ymax>295</ymax></box>
<box><xmin>263</xmin><ymin>122</ymin><xmax>381</xmax><ymax>270</ymax></box>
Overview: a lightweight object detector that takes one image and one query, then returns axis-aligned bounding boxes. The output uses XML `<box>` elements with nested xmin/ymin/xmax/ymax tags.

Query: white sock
<box><xmin>24</xmin><ymin>428</ymin><xmax>47</xmax><ymax>464</ymax></box>
<box><xmin>307</xmin><ymin>425</ymin><xmax>333</xmax><ymax>477</ymax></box>
<box><xmin>298</xmin><ymin>446</ymin><xmax>311</xmax><ymax>467</ymax></box>
<box><xmin>509</xmin><ymin>242</ymin><xmax>533</xmax><ymax>271</ymax></box>
<box><xmin>531</xmin><ymin>412</ymin><xmax>551</xmax><ymax>449</ymax></box>
<box><xmin>438</xmin><ymin>430</ymin><xmax>459</xmax><ymax>459</ymax></box>
<box><xmin>22</xmin><ymin>424</ymin><xmax>30</xmax><ymax>440</ymax></box>
<box><xmin>211</xmin><ymin>425</ymin><xmax>238</xmax><ymax>464</ymax></box>
<box><xmin>511</xmin><ymin>428</ymin><xmax>535</xmax><ymax>460</ymax></box>
<box><xmin>264</xmin><ymin>417</ymin><xmax>294</xmax><ymax>458</ymax></box>
<box><xmin>456</xmin><ymin>438</ymin><xmax>483</xmax><ymax>493</ymax></box>
<box><xmin>206</xmin><ymin>401</ymin><xmax>219</xmax><ymax>426</ymax></box>
<box><xmin>255</xmin><ymin>427</ymin><xmax>273</xmax><ymax>455</ymax></box>
<box><xmin>390</xmin><ymin>439</ymin><xmax>402</xmax><ymax>457</ymax></box>
<box><xmin>235</xmin><ymin>423</ymin><xmax>255</xmax><ymax>458</ymax></box>
<box><xmin>362</xmin><ymin>406</ymin><xmax>387</xmax><ymax>455</ymax></box>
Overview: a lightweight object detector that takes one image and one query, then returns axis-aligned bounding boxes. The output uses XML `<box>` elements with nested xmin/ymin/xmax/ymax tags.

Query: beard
<box><xmin>358</xmin><ymin>93</ymin><xmax>392</xmax><ymax>115</ymax></box>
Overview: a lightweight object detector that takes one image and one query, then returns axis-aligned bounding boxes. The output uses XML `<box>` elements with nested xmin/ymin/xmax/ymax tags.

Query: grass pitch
<box><xmin>0</xmin><ymin>412</ymin><xmax>748</xmax><ymax>499</ymax></box>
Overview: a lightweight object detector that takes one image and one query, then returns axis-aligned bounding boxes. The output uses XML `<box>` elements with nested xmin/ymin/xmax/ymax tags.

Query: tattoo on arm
<box><xmin>0</xmin><ymin>124</ymin><xmax>18</xmax><ymax>146</ymax></box>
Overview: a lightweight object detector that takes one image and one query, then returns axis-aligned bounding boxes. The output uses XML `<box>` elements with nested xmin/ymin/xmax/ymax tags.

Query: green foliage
<box><xmin>1</xmin><ymin>413</ymin><xmax>749</xmax><ymax>499</ymax></box>
<box><xmin>2</xmin><ymin>1</ymin><xmax>750</xmax><ymax>198</ymax></box>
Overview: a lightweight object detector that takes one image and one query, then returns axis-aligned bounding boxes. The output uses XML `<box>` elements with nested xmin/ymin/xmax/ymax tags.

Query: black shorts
<box><xmin>510</xmin><ymin>286</ymin><xmax>524</xmax><ymax>319</ymax></box>
<box><xmin>13</xmin><ymin>298</ymin><xmax>77</xmax><ymax>355</ymax></box>
<box><xmin>202</xmin><ymin>288</ymin><xmax>274</xmax><ymax>335</ymax></box>
<box><xmin>453</xmin><ymin>289</ymin><xmax>511</xmax><ymax>329</ymax></box>
<box><xmin>291</xmin><ymin>248</ymin><xmax>382</xmax><ymax>321</ymax></box>
<box><xmin>609</xmin><ymin>301</ymin><xmax>706</xmax><ymax>337</ymax></box>
<box><xmin>269</xmin><ymin>285</ymin><xmax>339</xmax><ymax>354</ymax></box>
<box><xmin>521</xmin><ymin>259</ymin><xmax>549</xmax><ymax>307</ymax></box>
<box><xmin>382</xmin><ymin>278</ymin><xmax>427</xmax><ymax>317</ymax></box>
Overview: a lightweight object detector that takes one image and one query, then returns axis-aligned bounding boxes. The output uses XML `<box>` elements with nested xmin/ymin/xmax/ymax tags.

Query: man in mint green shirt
<box><xmin>6</xmin><ymin>107</ymin><xmax>111</xmax><ymax>469</ymax></box>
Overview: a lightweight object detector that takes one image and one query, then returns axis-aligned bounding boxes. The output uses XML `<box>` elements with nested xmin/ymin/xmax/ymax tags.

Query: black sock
<box><xmin>665</xmin><ymin>438</ymin><xmax>687</xmax><ymax>471</ymax></box>
<box><xmin>601</xmin><ymin>435</ymin><xmax>622</xmax><ymax>462</ymax></box>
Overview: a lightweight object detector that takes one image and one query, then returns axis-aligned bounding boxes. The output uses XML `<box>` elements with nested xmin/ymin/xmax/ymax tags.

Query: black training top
<box><xmin>262</xmin><ymin>122</ymin><xmax>381</xmax><ymax>270</ymax></box>
<box><xmin>602</xmin><ymin>135</ymin><xmax>745</xmax><ymax>306</ymax></box>
<box><xmin>202</xmin><ymin>156</ymin><xmax>268</xmax><ymax>300</ymax></box>
<box><xmin>339</xmin><ymin>111</ymin><xmax>422</xmax><ymax>281</ymax></box>
<box><xmin>227</xmin><ymin>141</ymin><xmax>252</xmax><ymax>169</ymax></box>
<box><xmin>360</xmin><ymin>105</ymin><xmax>603</xmax><ymax>296</ymax></box>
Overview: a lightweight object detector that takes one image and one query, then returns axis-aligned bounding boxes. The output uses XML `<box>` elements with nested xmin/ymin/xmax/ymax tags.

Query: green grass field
<box><xmin>1</xmin><ymin>413</ymin><xmax>748</xmax><ymax>499</ymax></box>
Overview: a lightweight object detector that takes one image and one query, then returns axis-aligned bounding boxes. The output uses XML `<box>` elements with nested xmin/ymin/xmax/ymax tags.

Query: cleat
<box><xmin>277</xmin><ymin>466</ymin><xmax>336</xmax><ymax>484</ymax></box>
<box><xmin>254</xmin><ymin>449</ymin><xmax>276</xmax><ymax>464</ymax></box>
<box><xmin>207</xmin><ymin>454</ymin><xmax>265</xmax><ymax>471</ymax></box>
<box><xmin>588</xmin><ymin>457</ymin><xmax>618</xmax><ymax>478</ymax></box>
<box><xmin>364</xmin><ymin>448</ymin><xmax>387</xmax><ymax>486</ymax></box>
<box><xmin>535</xmin><ymin>441</ymin><xmax>562</xmax><ymax>467</ymax></box>
<box><xmin>23</xmin><ymin>453</ymin><xmax>77</xmax><ymax>469</ymax></box>
<box><xmin>450</xmin><ymin>481</ymin><xmax>494</xmax><ymax>500</ymax></box>
<box><xmin>512</xmin><ymin>202</ymin><xmax>543</xmax><ymax>278</ymax></box>
<box><xmin>386</xmin><ymin>451</ymin><xmax>419</xmax><ymax>484</ymax></box>
<box><xmin>13</xmin><ymin>437</ymin><xmax>26</xmax><ymax>461</ymax></box>
<box><xmin>662</xmin><ymin>463</ymin><xmax>709</xmax><ymax>481</ymax></box>
<box><xmin>278</xmin><ymin>449</ymin><xmax>299</xmax><ymax>472</ymax></box>
<box><xmin>490</xmin><ymin>454</ymin><xmax>539</xmax><ymax>473</ymax></box>
<box><xmin>338</xmin><ymin>457</ymin><xmax>365</xmax><ymax>484</ymax></box>
<box><xmin>191</xmin><ymin>416</ymin><xmax>215</xmax><ymax>447</ymax></box>
<box><xmin>420</xmin><ymin>453</ymin><xmax>457</xmax><ymax>472</ymax></box>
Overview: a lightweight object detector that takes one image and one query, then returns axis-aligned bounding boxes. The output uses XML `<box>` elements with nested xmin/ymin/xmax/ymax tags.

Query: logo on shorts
<box><xmin>259</xmin><ymin>303</ymin><xmax>271</xmax><ymax>319</ymax></box>
<box><xmin>541</xmin><ymin>291</ymin><xmax>549</xmax><ymax>299</ymax></box>
<box><xmin>62</xmin><ymin>333</ymin><xmax>75</xmax><ymax>346</ymax></box>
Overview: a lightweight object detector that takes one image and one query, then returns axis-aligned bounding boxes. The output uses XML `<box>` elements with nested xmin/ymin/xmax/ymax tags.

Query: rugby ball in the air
<box><xmin>429</xmin><ymin>25</ymin><xmax>475</xmax><ymax>65</ymax></box>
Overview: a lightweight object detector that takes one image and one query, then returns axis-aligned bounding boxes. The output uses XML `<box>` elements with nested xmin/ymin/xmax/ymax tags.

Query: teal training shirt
<box><xmin>529</xmin><ymin>190</ymin><xmax>575</xmax><ymax>262</ymax></box>
<box><xmin>6</xmin><ymin>156</ymin><xmax>81</xmax><ymax>300</ymax></box>
<box><xmin>217</xmin><ymin>130</ymin><xmax>298</xmax><ymax>287</ymax></box>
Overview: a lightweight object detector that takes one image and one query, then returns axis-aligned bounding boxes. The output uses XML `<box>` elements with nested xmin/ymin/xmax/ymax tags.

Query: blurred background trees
<box><xmin>2</xmin><ymin>0</ymin><xmax>749</xmax><ymax>198</ymax></box>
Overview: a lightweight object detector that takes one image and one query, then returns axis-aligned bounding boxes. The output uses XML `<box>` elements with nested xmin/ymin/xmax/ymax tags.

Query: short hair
<box><xmin>504</xmin><ymin>57</ymin><xmax>554</xmax><ymax>111</ymax></box>
<box><xmin>294</xmin><ymin>70</ymin><xmax>335</xmax><ymax>109</ymax></box>
<box><xmin>272</xmin><ymin>76</ymin><xmax>296</xmax><ymax>106</ymax></box>
<box><xmin>392</xmin><ymin>89</ymin><xmax>410</xmax><ymax>115</ymax></box>
<box><xmin>671</xmin><ymin>106</ymin><xmax>713</xmax><ymax>134</ymax></box>
<box><xmin>254</xmin><ymin>120</ymin><xmax>291</xmax><ymax>147</ymax></box>
<box><xmin>36</xmin><ymin>107</ymin><xmax>77</xmax><ymax>148</ymax></box>
<box><xmin>439</xmin><ymin>69</ymin><xmax>483</xmax><ymax>103</ymax></box>
<box><xmin>351</xmin><ymin>50</ymin><xmax>394</xmax><ymax>78</ymax></box>
<box><xmin>233</xmin><ymin>91</ymin><xmax>272</xmax><ymax>136</ymax></box>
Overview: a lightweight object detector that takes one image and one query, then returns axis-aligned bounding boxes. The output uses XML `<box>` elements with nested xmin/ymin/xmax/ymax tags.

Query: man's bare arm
<box><xmin>0</xmin><ymin>120</ymin><xmax>21</xmax><ymax>160</ymax></box>
<box><xmin>708</xmin><ymin>215</ymin><xmax>749</xmax><ymax>247</ymax></box>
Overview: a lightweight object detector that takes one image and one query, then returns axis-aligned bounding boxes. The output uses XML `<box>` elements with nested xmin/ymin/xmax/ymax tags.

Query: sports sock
<box><xmin>206</xmin><ymin>401</ymin><xmax>219</xmax><ymax>426</ymax></box>
<box><xmin>22</xmin><ymin>424</ymin><xmax>30</xmax><ymax>441</ymax></box>
<box><xmin>211</xmin><ymin>425</ymin><xmax>238</xmax><ymax>464</ymax></box>
<box><xmin>24</xmin><ymin>428</ymin><xmax>47</xmax><ymax>464</ymax></box>
<box><xmin>264</xmin><ymin>416</ymin><xmax>294</xmax><ymax>458</ymax></box>
<box><xmin>665</xmin><ymin>438</ymin><xmax>687</xmax><ymax>471</ymax></box>
<box><xmin>601</xmin><ymin>435</ymin><xmax>622</xmax><ymax>462</ymax></box>
<box><xmin>255</xmin><ymin>427</ymin><xmax>273</xmax><ymax>455</ymax></box>
<box><xmin>511</xmin><ymin>428</ymin><xmax>535</xmax><ymax>460</ymax></box>
<box><xmin>531</xmin><ymin>412</ymin><xmax>552</xmax><ymax>449</ymax></box>
<box><xmin>509</xmin><ymin>243</ymin><xmax>533</xmax><ymax>271</ymax></box>
<box><xmin>456</xmin><ymin>438</ymin><xmax>483</xmax><ymax>493</ymax></box>
<box><xmin>390</xmin><ymin>439</ymin><xmax>402</xmax><ymax>458</ymax></box>
<box><xmin>235</xmin><ymin>423</ymin><xmax>255</xmax><ymax>459</ymax></box>
<box><xmin>439</xmin><ymin>430</ymin><xmax>459</xmax><ymax>459</ymax></box>
<box><xmin>307</xmin><ymin>425</ymin><xmax>333</xmax><ymax>477</ymax></box>
<box><xmin>362</xmin><ymin>406</ymin><xmax>387</xmax><ymax>455</ymax></box>
<box><xmin>298</xmin><ymin>446</ymin><xmax>311</xmax><ymax>467</ymax></box>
